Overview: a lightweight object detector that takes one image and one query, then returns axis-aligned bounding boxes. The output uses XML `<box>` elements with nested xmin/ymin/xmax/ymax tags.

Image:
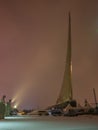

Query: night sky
<box><xmin>0</xmin><ymin>0</ymin><xmax>98</xmax><ymax>109</ymax></box>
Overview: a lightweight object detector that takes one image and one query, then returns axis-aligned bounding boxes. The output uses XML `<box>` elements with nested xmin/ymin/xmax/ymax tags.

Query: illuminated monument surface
<box><xmin>55</xmin><ymin>13</ymin><xmax>76</xmax><ymax>108</ymax></box>
<box><xmin>56</xmin><ymin>12</ymin><xmax>72</xmax><ymax>105</ymax></box>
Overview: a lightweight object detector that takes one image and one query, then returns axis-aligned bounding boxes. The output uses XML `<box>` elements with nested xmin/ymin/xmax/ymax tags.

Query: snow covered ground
<box><xmin>0</xmin><ymin>115</ymin><xmax>98</xmax><ymax>130</ymax></box>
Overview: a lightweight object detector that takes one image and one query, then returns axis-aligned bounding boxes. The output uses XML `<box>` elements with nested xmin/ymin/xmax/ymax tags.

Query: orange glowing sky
<box><xmin>0</xmin><ymin>0</ymin><xmax>98</xmax><ymax>109</ymax></box>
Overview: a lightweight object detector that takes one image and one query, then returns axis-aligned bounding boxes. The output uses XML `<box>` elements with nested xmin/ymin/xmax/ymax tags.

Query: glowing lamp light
<box><xmin>13</xmin><ymin>105</ymin><xmax>17</xmax><ymax>109</ymax></box>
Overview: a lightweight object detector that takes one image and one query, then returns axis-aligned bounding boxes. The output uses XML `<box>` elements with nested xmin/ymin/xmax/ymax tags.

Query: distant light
<box><xmin>13</xmin><ymin>105</ymin><xmax>17</xmax><ymax>109</ymax></box>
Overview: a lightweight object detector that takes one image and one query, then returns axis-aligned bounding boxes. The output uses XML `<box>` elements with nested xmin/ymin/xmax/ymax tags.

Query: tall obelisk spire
<box><xmin>56</xmin><ymin>12</ymin><xmax>73</xmax><ymax>104</ymax></box>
